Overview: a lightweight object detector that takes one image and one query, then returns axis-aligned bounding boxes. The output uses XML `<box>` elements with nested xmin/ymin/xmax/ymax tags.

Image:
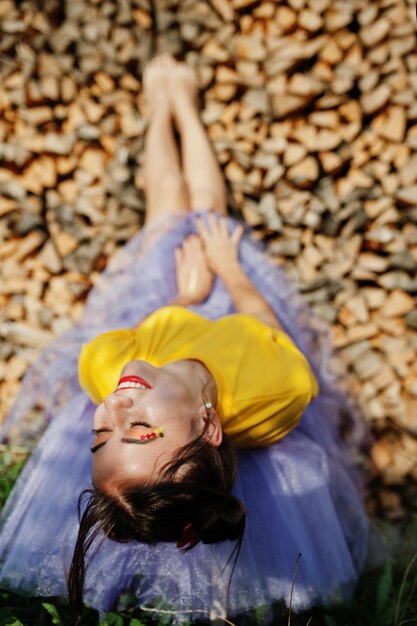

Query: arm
<box><xmin>169</xmin><ymin>294</ymin><xmax>198</xmax><ymax>306</ymax></box>
<box><xmin>196</xmin><ymin>214</ymin><xmax>284</xmax><ymax>331</ymax></box>
<box><xmin>218</xmin><ymin>261</ymin><xmax>284</xmax><ymax>331</ymax></box>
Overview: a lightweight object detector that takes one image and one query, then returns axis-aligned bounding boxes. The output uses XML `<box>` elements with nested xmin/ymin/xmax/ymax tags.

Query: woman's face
<box><xmin>91</xmin><ymin>360</ymin><xmax>206</xmax><ymax>490</ymax></box>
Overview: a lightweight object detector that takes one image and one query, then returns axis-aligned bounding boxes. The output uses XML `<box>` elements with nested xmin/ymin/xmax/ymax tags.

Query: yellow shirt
<box><xmin>78</xmin><ymin>306</ymin><xmax>319</xmax><ymax>447</ymax></box>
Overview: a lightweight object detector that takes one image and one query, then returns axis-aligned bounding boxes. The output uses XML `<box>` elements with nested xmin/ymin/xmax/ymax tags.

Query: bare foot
<box><xmin>166</xmin><ymin>59</ymin><xmax>200</xmax><ymax>131</ymax></box>
<box><xmin>175</xmin><ymin>234</ymin><xmax>214</xmax><ymax>304</ymax></box>
<box><xmin>142</xmin><ymin>53</ymin><xmax>177</xmax><ymax>120</ymax></box>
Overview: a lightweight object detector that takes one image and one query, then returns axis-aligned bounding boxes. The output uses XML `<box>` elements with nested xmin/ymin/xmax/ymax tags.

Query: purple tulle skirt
<box><xmin>0</xmin><ymin>211</ymin><xmax>370</xmax><ymax>622</ymax></box>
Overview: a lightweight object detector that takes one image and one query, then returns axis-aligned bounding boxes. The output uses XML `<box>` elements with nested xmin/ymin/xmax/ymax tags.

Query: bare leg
<box><xmin>168</xmin><ymin>60</ymin><xmax>228</xmax><ymax>215</ymax></box>
<box><xmin>143</xmin><ymin>55</ymin><xmax>190</xmax><ymax>225</ymax></box>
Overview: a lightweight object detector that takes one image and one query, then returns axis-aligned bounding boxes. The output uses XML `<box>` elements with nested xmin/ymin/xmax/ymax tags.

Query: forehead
<box><xmin>93</xmin><ymin>441</ymin><xmax>169</xmax><ymax>487</ymax></box>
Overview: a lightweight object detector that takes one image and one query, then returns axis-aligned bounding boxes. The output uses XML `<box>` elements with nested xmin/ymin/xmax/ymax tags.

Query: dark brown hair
<box><xmin>68</xmin><ymin>427</ymin><xmax>245</xmax><ymax>613</ymax></box>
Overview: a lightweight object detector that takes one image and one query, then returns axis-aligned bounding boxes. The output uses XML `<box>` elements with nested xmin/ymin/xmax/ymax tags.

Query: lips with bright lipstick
<box><xmin>116</xmin><ymin>375</ymin><xmax>153</xmax><ymax>390</ymax></box>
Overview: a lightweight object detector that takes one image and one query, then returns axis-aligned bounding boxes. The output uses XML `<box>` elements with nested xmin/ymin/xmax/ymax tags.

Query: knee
<box><xmin>189</xmin><ymin>185</ymin><xmax>225</xmax><ymax>212</ymax></box>
<box><xmin>148</xmin><ymin>172</ymin><xmax>187</xmax><ymax>198</ymax></box>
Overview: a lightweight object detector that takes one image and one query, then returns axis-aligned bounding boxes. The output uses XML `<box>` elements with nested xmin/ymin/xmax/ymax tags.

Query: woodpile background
<box><xmin>0</xmin><ymin>0</ymin><xmax>416</xmax><ymax>520</ymax></box>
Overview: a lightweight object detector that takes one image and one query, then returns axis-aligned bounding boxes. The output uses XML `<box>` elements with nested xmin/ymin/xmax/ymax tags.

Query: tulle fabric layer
<box><xmin>0</xmin><ymin>211</ymin><xmax>369</xmax><ymax>621</ymax></box>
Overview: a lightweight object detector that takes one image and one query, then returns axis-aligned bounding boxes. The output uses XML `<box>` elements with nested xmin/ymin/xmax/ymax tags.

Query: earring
<box><xmin>204</xmin><ymin>402</ymin><xmax>213</xmax><ymax>409</ymax></box>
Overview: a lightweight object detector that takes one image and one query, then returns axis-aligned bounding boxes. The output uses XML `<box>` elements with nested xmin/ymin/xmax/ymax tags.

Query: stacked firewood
<box><xmin>0</xmin><ymin>0</ymin><xmax>416</xmax><ymax>518</ymax></box>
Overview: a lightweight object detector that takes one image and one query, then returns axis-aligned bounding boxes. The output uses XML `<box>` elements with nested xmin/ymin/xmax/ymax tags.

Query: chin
<box><xmin>121</xmin><ymin>360</ymin><xmax>152</xmax><ymax>376</ymax></box>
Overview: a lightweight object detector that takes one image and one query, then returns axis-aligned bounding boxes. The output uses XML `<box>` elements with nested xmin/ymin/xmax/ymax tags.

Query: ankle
<box><xmin>148</xmin><ymin>104</ymin><xmax>173</xmax><ymax>127</ymax></box>
<box><xmin>175</xmin><ymin>105</ymin><xmax>202</xmax><ymax>135</ymax></box>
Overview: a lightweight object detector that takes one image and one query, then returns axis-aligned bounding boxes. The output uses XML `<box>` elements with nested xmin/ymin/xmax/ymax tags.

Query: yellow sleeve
<box><xmin>273</xmin><ymin>330</ymin><xmax>320</xmax><ymax>402</ymax></box>
<box><xmin>265</xmin><ymin>328</ymin><xmax>320</xmax><ymax>440</ymax></box>
<box><xmin>78</xmin><ymin>329</ymin><xmax>138</xmax><ymax>404</ymax></box>
<box><xmin>223</xmin><ymin>319</ymin><xmax>320</xmax><ymax>447</ymax></box>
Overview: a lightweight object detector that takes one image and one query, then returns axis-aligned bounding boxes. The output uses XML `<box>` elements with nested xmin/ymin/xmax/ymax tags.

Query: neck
<box><xmin>177</xmin><ymin>359</ymin><xmax>217</xmax><ymax>406</ymax></box>
<box><xmin>189</xmin><ymin>359</ymin><xmax>218</xmax><ymax>406</ymax></box>
<box><xmin>166</xmin><ymin>359</ymin><xmax>217</xmax><ymax>407</ymax></box>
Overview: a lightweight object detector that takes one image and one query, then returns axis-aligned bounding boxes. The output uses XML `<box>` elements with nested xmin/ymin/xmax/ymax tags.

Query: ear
<box><xmin>176</xmin><ymin>523</ymin><xmax>199</xmax><ymax>549</ymax></box>
<box><xmin>198</xmin><ymin>404</ymin><xmax>223</xmax><ymax>447</ymax></box>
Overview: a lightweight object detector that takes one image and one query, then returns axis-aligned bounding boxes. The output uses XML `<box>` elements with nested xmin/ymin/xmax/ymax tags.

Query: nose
<box><xmin>104</xmin><ymin>392</ymin><xmax>133</xmax><ymax>421</ymax></box>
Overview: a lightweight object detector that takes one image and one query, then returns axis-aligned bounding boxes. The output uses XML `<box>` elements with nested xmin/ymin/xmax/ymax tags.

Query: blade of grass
<box><xmin>394</xmin><ymin>552</ymin><xmax>417</xmax><ymax>625</ymax></box>
<box><xmin>288</xmin><ymin>553</ymin><xmax>302</xmax><ymax>626</ymax></box>
<box><xmin>139</xmin><ymin>605</ymin><xmax>237</xmax><ymax>626</ymax></box>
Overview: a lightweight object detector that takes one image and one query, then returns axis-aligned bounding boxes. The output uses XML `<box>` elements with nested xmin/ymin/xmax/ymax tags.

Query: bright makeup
<box><xmin>137</xmin><ymin>426</ymin><xmax>164</xmax><ymax>441</ymax></box>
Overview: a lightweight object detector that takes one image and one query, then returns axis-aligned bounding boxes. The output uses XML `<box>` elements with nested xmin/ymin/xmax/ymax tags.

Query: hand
<box><xmin>174</xmin><ymin>234</ymin><xmax>214</xmax><ymax>305</ymax></box>
<box><xmin>196</xmin><ymin>213</ymin><xmax>244</xmax><ymax>278</ymax></box>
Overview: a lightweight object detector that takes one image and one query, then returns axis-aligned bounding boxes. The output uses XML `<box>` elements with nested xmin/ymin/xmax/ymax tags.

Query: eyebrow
<box><xmin>90</xmin><ymin>437</ymin><xmax>159</xmax><ymax>454</ymax></box>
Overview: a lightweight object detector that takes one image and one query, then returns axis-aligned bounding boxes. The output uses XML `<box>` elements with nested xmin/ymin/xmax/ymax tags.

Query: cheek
<box><xmin>151</xmin><ymin>384</ymin><xmax>194</xmax><ymax>416</ymax></box>
<box><xmin>92</xmin><ymin>448</ymin><xmax>149</xmax><ymax>486</ymax></box>
<box><xmin>92</xmin><ymin>457</ymin><xmax>107</xmax><ymax>488</ymax></box>
<box><xmin>93</xmin><ymin>403</ymin><xmax>108</xmax><ymax>429</ymax></box>
<box><xmin>190</xmin><ymin>414</ymin><xmax>204</xmax><ymax>437</ymax></box>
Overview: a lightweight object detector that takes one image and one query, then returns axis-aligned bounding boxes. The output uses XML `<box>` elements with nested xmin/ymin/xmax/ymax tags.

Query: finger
<box><xmin>185</xmin><ymin>233</ymin><xmax>198</xmax><ymax>248</ymax></box>
<box><xmin>207</xmin><ymin>211</ymin><xmax>219</xmax><ymax>236</ymax></box>
<box><xmin>186</xmin><ymin>238</ymin><xmax>197</xmax><ymax>259</ymax></box>
<box><xmin>175</xmin><ymin>247</ymin><xmax>182</xmax><ymax>265</ymax></box>
<box><xmin>195</xmin><ymin>217</ymin><xmax>208</xmax><ymax>240</ymax></box>
<box><xmin>196</xmin><ymin>233</ymin><xmax>207</xmax><ymax>254</ymax></box>
<box><xmin>193</xmin><ymin>235</ymin><xmax>204</xmax><ymax>251</ymax></box>
<box><xmin>188</xmin><ymin>234</ymin><xmax>199</xmax><ymax>249</ymax></box>
<box><xmin>231</xmin><ymin>223</ymin><xmax>244</xmax><ymax>245</ymax></box>
<box><xmin>219</xmin><ymin>215</ymin><xmax>229</xmax><ymax>237</ymax></box>
<box><xmin>182</xmin><ymin>237</ymin><xmax>192</xmax><ymax>261</ymax></box>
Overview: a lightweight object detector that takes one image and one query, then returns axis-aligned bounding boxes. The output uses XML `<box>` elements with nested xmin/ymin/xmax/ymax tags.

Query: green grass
<box><xmin>1</xmin><ymin>450</ymin><xmax>416</xmax><ymax>626</ymax></box>
<box><xmin>0</xmin><ymin>447</ymin><xmax>27</xmax><ymax>509</ymax></box>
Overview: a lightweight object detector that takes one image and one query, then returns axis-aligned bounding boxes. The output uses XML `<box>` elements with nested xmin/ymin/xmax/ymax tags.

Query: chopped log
<box><xmin>210</xmin><ymin>0</ymin><xmax>235</xmax><ymax>22</ymax></box>
<box><xmin>361</xmin><ymin>84</ymin><xmax>391</xmax><ymax>114</ymax></box>
<box><xmin>380</xmin><ymin>290</ymin><xmax>416</xmax><ymax>318</ymax></box>
<box><xmin>360</xmin><ymin>17</ymin><xmax>390</xmax><ymax>48</ymax></box>
<box><xmin>12</xmin><ymin>231</ymin><xmax>46</xmax><ymax>262</ymax></box>
<box><xmin>40</xmin><ymin>75</ymin><xmax>59</xmax><ymax>101</ymax></box>
<box><xmin>0</xmin><ymin>322</ymin><xmax>54</xmax><ymax>348</ymax></box>
<box><xmin>23</xmin><ymin>157</ymin><xmax>57</xmax><ymax>194</ymax></box>
<box><xmin>319</xmin><ymin>151</ymin><xmax>343</xmax><ymax>174</ymax></box>
<box><xmin>288</xmin><ymin>73</ymin><xmax>324</xmax><ymax>97</ymax></box>
<box><xmin>396</xmin><ymin>185</ymin><xmax>417</xmax><ymax>206</ymax></box>
<box><xmin>298</xmin><ymin>8</ymin><xmax>323</xmax><ymax>32</ymax></box>
<box><xmin>234</xmin><ymin>35</ymin><xmax>267</xmax><ymax>62</ymax></box>
<box><xmin>37</xmin><ymin>240</ymin><xmax>63</xmax><ymax>274</ymax></box>
<box><xmin>202</xmin><ymin>38</ymin><xmax>230</xmax><ymax>63</ymax></box>
<box><xmin>284</xmin><ymin>143</ymin><xmax>307</xmax><ymax>167</ymax></box>
<box><xmin>50</xmin><ymin>227</ymin><xmax>79</xmax><ymax>258</ymax></box>
<box><xmin>287</xmin><ymin>156</ymin><xmax>319</xmax><ymax>188</ymax></box>
<box><xmin>21</xmin><ymin>106</ymin><xmax>54</xmax><ymax>126</ymax></box>
<box><xmin>372</xmin><ymin>106</ymin><xmax>407</xmax><ymax>142</ymax></box>
<box><xmin>274</xmin><ymin>6</ymin><xmax>297</xmax><ymax>33</ymax></box>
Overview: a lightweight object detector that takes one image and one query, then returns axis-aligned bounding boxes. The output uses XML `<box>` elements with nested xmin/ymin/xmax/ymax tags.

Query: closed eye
<box><xmin>90</xmin><ymin>422</ymin><xmax>154</xmax><ymax>453</ymax></box>
<box><xmin>90</xmin><ymin>423</ymin><xmax>151</xmax><ymax>438</ymax></box>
